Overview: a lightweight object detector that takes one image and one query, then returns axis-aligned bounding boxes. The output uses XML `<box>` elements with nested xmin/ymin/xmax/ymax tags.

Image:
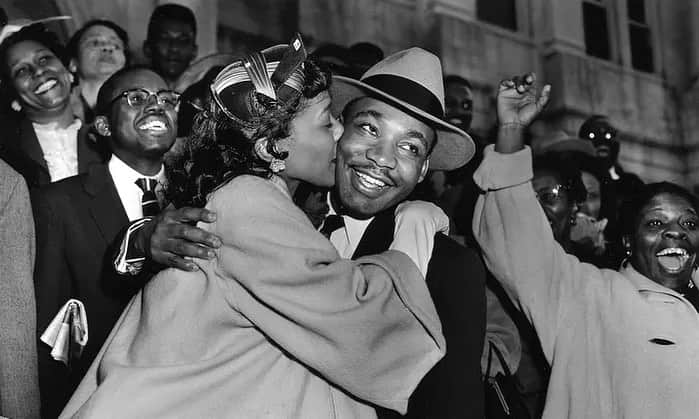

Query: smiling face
<box><xmin>628</xmin><ymin>193</ymin><xmax>699</xmax><ymax>290</ymax></box>
<box><xmin>144</xmin><ymin>19</ymin><xmax>196</xmax><ymax>82</ymax></box>
<box><xmin>73</xmin><ymin>25</ymin><xmax>126</xmax><ymax>81</ymax></box>
<box><xmin>533</xmin><ymin>169</ymin><xmax>577</xmax><ymax>245</ymax></box>
<box><xmin>280</xmin><ymin>91</ymin><xmax>343</xmax><ymax>190</ymax></box>
<box><xmin>103</xmin><ymin>69</ymin><xmax>177</xmax><ymax>165</ymax></box>
<box><xmin>5</xmin><ymin>40</ymin><xmax>72</xmax><ymax>116</ymax></box>
<box><xmin>334</xmin><ymin>97</ymin><xmax>434</xmax><ymax>218</ymax></box>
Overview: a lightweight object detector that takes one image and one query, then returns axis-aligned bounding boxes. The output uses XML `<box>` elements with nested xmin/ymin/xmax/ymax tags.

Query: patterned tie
<box><xmin>319</xmin><ymin>214</ymin><xmax>345</xmax><ymax>239</ymax></box>
<box><xmin>135</xmin><ymin>178</ymin><xmax>160</xmax><ymax>217</ymax></box>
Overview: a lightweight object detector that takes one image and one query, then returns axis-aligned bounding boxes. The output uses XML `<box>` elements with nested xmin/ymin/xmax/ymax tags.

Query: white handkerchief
<box><xmin>40</xmin><ymin>299</ymin><xmax>88</xmax><ymax>365</ymax></box>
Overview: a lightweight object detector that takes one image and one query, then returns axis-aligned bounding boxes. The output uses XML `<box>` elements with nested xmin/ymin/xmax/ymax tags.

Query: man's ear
<box><xmin>94</xmin><ymin>116</ymin><xmax>111</xmax><ymax>137</ymax></box>
<box><xmin>253</xmin><ymin>137</ymin><xmax>273</xmax><ymax>162</ymax></box>
<box><xmin>417</xmin><ymin>158</ymin><xmax>430</xmax><ymax>183</ymax></box>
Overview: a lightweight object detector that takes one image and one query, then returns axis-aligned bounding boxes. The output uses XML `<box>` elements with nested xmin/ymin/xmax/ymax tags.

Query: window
<box><xmin>582</xmin><ymin>0</ymin><xmax>612</xmax><ymax>60</ymax></box>
<box><xmin>477</xmin><ymin>0</ymin><xmax>517</xmax><ymax>31</ymax></box>
<box><xmin>627</xmin><ymin>0</ymin><xmax>654</xmax><ymax>72</ymax></box>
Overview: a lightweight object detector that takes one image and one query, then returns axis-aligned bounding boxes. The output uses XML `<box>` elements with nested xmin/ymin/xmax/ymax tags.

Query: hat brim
<box><xmin>536</xmin><ymin>138</ymin><xmax>596</xmax><ymax>156</ymax></box>
<box><xmin>330</xmin><ymin>75</ymin><xmax>475</xmax><ymax>171</ymax></box>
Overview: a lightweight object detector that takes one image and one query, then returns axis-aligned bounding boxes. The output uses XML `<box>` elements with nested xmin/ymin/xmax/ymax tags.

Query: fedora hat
<box><xmin>330</xmin><ymin>47</ymin><xmax>475</xmax><ymax>170</ymax></box>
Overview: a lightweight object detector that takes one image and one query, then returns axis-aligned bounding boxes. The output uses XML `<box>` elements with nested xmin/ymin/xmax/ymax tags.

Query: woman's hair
<box><xmin>0</xmin><ymin>24</ymin><xmax>67</xmax><ymax>110</ymax></box>
<box><xmin>66</xmin><ymin>19</ymin><xmax>130</xmax><ymax>66</ymax></box>
<box><xmin>533</xmin><ymin>151</ymin><xmax>588</xmax><ymax>205</ymax></box>
<box><xmin>166</xmin><ymin>59</ymin><xmax>331</xmax><ymax>208</ymax></box>
<box><xmin>620</xmin><ymin>182</ymin><xmax>699</xmax><ymax>238</ymax></box>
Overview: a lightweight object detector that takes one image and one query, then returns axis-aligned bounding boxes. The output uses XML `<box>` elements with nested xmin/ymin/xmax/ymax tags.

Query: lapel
<box><xmin>77</xmin><ymin>124</ymin><xmax>105</xmax><ymax>173</ymax></box>
<box><xmin>18</xmin><ymin>117</ymin><xmax>49</xmax><ymax>174</ymax></box>
<box><xmin>82</xmin><ymin>164</ymin><xmax>130</xmax><ymax>244</ymax></box>
<box><xmin>351</xmin><ymin>206</ymin><xmax>397</xmax><ymax>260</ymax></box>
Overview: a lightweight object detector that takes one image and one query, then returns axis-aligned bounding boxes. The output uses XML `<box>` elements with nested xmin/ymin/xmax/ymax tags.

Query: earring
<box><xmin>270</xmin><ymin>158</ymin><xmax>285</xmax><ymax>173</ymax></box>
<box><xmin>10</xmin><ymin>100</ymin><xmax>21</xmax><ymax>112</ymax></box>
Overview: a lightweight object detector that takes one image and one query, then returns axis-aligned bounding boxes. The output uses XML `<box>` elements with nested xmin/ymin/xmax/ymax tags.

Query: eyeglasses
<box><xmin>535</xmin><ymin>184</ymin><xmax>569</xmax><ymax>206</ymax></box>
<box><xmin>109</xmin><ymin>88</ymin><xmax>181</xmax><ymax>109</ymax></box>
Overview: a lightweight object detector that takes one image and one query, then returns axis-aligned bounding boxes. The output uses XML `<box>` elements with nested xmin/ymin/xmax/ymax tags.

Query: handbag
<box><xmin>484</xmin><ymin>341</ymin><xmax>531</xmax><ymax>419</ymax></box>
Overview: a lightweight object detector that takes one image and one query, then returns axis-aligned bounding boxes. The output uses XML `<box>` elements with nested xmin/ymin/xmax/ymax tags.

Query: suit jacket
<box><xmin>355</xmin><ymin>207</ymin><xmax>487</xmax><ymax>419</ymax></box>
<box><xmin>0</xmin><ymin>115</ymin><xmax>104</xmax><ymax>189</ymax></box>
<box><xmin>32</xmin><ymin>164</ymin><xmax>144</xmax><ymax>418</ymax></box>
<box><xmin>0</xmin><ymin>159</ymin><xmax>40</xmax><ymax>419</ymax></box>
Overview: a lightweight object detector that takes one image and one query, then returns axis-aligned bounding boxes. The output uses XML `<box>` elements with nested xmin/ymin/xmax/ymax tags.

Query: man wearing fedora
<box><xmin>328</xmin><ymin>47</ymin><xmax>486</xmax><ymax>419</ymax></box>
<box><xmin>116</xmin><ymin>47</ymin><xmax>486</xmax><ymax>418</ymax></box>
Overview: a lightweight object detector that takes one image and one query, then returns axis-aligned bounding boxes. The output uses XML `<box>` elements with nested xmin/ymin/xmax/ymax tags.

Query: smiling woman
<box><xmin>0</xmin><ymin>24</ymin><xmax>103</xmax><ymax>187</ymax></box>
<box><xmin>621</xmin><ymin>182</ymin><xmax>699</xmax><ymax>295</ymax></box>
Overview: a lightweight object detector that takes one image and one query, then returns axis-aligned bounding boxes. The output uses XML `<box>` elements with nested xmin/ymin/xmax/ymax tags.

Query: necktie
<box><xmin>319</xmin><ymin>214</ymin><xmax>345</xmax><ymax>239</ymax></box>
<box><xmin>135</xmin><ymin>178</ymin><xmax>160</xmax><ymax>217</ymax></box>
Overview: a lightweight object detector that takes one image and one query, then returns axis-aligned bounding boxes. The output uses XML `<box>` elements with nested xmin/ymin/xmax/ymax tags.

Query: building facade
<box><xmin>9</xmin><ymin>0</ymin><xmax>699</xmax><ymax>188</ymax></box>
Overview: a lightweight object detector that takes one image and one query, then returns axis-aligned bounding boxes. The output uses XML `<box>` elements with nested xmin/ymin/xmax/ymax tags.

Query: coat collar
<box><xmin>351</xmin><ymin>206</ymin><xmax>397</xmax><ymax>260</ymax></box>
<box><xmin>621</xmin><ymin>263</ymin><xmax>697</xmax><ymax>303</ymax></box>
<box><xmin>18</xmin><ymin>117</ymin><xmax>104</xmax><ymax>179</ymax></box>
<box><xmin>81</xmin><ymin>164</ymin><xmax>130</xmax><ymax>243</ymax></box>
<box><xmin>18</xmin><ymin>117</ymin><xmax>48</xmax><ymax>172</ymax></box>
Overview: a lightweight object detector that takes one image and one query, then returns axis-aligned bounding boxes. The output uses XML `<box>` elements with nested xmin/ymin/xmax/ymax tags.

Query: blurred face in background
<box><xmin>579</xmin><ymin>170</ymin><xmax>602</xmax><ymax>219</ymax></box>
<box><xmin>144</xmin><ymin>18</ymin><xmax>197</xmax><ymax>82</ymax></box>
<box><xmin>72</xmin><ymin>24</ymin><xmax>126</xmax><ymax>81</ymax></box>
<box><xmin>533</xmin><ymin>168</ymin><xmax>577</xmax><ymax>245</ymax></box>
<box><xmin>444</xmin><ymin>80</ymin><xmax>473</xmax><ymax>132</ymax></box>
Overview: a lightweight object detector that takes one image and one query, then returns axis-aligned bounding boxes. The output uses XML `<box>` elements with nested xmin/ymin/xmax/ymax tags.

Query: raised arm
<box><xmin>472</xmin><ymin>74</ymin><xmax>599</xmax><ymax>360</ymax></box>
<box><xmin>210</xmin><ymin>176</ymin><xmax>445</xmax><ymax>414</ymax></box>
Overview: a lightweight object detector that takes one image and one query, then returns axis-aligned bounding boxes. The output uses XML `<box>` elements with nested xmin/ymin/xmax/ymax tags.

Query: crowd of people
<box><xmin>0</xmin><ymin>3</ymin><xmax>696</xmax><ymax>419</ymax></box>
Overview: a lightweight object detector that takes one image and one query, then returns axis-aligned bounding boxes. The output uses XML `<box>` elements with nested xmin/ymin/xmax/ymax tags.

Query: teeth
<box><xmin>138</xmin><ymin>120</ymin><xmax>166</xmax><ymax>131</ymax></box>
<box><xmin>34</xmin><ymin>79</ymin><xmax>57</xmax><ymax>94</ymax></box>
<box><xmin>656</xmin><ymin>248</ymin><xmax>689</xmax><ymax>257</ymax></box>
<box><xmin>356</xmin><ymin>172</ymin><xmax>386</xmax><ymax>188</ymax></box>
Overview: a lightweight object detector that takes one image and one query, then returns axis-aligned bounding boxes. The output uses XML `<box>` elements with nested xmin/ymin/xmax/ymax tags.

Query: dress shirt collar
<box><xmin>326</xmin><ymin>194</ymin><xmax>374</xmax><ymax>257</ymax></box>
<box><xmin>108</xmin><ymin>154</ymin><xmax>166</xmax><ymax>185</ymax></box>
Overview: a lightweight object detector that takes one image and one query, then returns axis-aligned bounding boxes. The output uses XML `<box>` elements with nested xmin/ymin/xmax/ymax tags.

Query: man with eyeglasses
<box><xmin>32</xmin><ymin>66</ymin><xmax>179</xmax><ymax>417</ymax></box>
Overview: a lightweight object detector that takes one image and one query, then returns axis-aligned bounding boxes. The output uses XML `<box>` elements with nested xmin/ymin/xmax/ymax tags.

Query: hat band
<box><xmin>362</xmin><ymin>74</ymin><xmax>444</xmax><ymax>120</ymax></box>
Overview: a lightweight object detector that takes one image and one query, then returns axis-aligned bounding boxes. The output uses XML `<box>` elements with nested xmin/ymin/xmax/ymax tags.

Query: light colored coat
<box><xmin>0</xmin><ymin>159</ymin><xmax>40</xmax><ymax>418</ymax></box>
<box><xmin>473</xmin><ymin>146</ymin><xmax>699</xmax><ymax>419</ymax></box>
<box><xmin>61</xmin><ymin>175</ymin><xmax>445</xmax><ymax>418</ymax></box>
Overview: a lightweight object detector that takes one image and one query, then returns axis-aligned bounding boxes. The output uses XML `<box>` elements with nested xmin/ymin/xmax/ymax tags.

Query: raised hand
<box><xmin>497</xmin><ymin>72</ymin><xmax>551</xmax><ymax>127</ymax></box>
<box><xmin>495</xmin><ymin>73</ymin><xmax>551</xmax><ymax>153</ymax></box>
